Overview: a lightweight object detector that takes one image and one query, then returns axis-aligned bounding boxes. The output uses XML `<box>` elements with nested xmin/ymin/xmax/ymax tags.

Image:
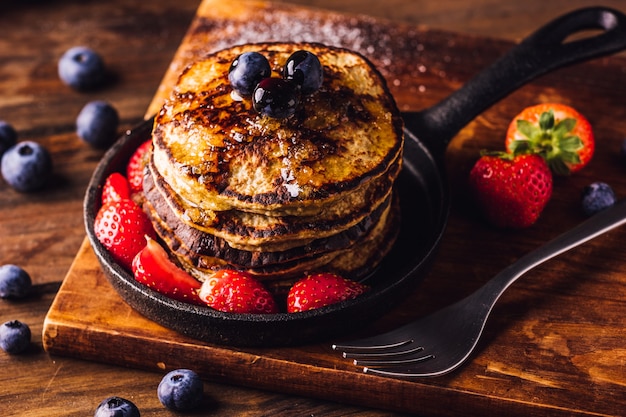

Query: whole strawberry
<box><xmin>286</xmin><ymin>272</ymin><xmax>369</xmax><ymax>313</ymax></box>
<box><xmin>505</xmin><ymin>103</ymin><xmax>594</xmax><ymax>175</ymax></box>
<box><xmin>94</xmin><ymin>199</ymin><xmax>156</xmax><ymax>270</ymax></box>
<box><xmin>126</xmin><ymin>139</ymin><xmax>152</xmax><ymax>194</ymax></box>
<box><xmin>469</xmin><ymin>153</ymin><xmax>553</xmax><ymax>229</ymax></box>
<box><xmin>199</xmin><ymin>269</ymin><xmax>278</xmax><ymax>314</ymax></box>
<box><xmin>132</xmin><ymin>237</ymin><xmax>203</xmax><ymax>305</ymax></box>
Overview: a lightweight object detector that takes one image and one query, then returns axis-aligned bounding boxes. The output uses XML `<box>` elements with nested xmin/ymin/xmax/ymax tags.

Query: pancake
<box><xmin>146</xmin><ymin>155</ymin><xmax>400</xmax><ymax>251</ymax></box>
<box><xmin>143</xmin><ymin>169</ymin><xmax>392</xmax><ymax>268</ymax></box>
<box><xmin>152</xmin><ymin>42</ymin><xmax>404</xmax><ymax>217</ymax></box>
<box><xmin>150</xmin><ymin>194</ymin><xmax>400</xmax><ymax>288</ymax></box>
<box><xmin>145</xmin><ymin>42</ymin><xmax>404</xmax><ymax>290</ymax></box>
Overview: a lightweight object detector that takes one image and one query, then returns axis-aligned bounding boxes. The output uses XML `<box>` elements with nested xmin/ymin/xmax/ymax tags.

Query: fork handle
<box><xmin>482</xmin><ymin>199</ymin><xmax>626</xmax><ymax>304</ymax></box>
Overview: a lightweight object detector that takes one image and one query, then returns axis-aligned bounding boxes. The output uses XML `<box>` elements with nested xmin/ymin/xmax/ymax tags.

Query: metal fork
<box><xmin>332</xmin><ymin>198</ymin><xmax>626</xmax><ymax>378</ymax></box>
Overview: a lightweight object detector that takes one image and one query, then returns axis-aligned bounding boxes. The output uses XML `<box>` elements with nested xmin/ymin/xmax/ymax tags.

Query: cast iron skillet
<box><xmin>84</xmin><ymin>7</ymin><xmax>626</xmax><ymax>347</ymax></box>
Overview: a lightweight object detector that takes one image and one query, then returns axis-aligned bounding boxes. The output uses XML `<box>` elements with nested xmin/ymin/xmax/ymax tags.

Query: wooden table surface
<box><xmin>2</xmin><ymin>0</ymin><xmax>626</xmax><ymax>416</ymax></box>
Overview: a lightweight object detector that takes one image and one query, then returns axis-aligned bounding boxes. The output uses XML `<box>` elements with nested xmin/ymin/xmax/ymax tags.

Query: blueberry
<box><xmin>0</xmin><ymin>121</ymin><xmax>18</xmax><ymax>157</ymax></box>
<box><xmin>94</xmin><ymin>396</ymin><xmax>140</xmax><ymax>417</ymax></box>
<box><xmin>157</xmin><ymin>369</ymin><xmax>203</xmax><ymax>411</ymax></box>
<box><xmin>283</xmin><ymin>50</ymin><xmax>323</xmax><ymax>95</ymax></box>
<box><xmin>581</xmin><ymin>182</ymin><xmax>616</xmax><ymax>216</ymax></box>
<box><xmin>0</xmin><ymin>264</ymin><xmax>32</xmax><ymax>299</ymax></box>
<box><xmin>0</xmin><ymin>320</ymin><xmax>31</xmax><ymax>354</ymax></box>
<box><xmin>76</xmin><ymin>101</ymin><xmax>120</xmax><ymax>149</ymax></box>
<box><xmin>58</xmin><ymin>46</ymin><xmax>106</xmax><ymax>91</ymax></box>
<box><xmin>253</xmin><ymin>78</ymin><xmax>300</xmax><ymax>118</ymax></box>
<box><xmin>1</xmin><ymin>141</ymin><xmax>52</xmax><ymax>192</ymax></box>
<box><xmin>229</xmin><ymin>52</ymin><xmax>272</xmax><ymax>97</ymax></box>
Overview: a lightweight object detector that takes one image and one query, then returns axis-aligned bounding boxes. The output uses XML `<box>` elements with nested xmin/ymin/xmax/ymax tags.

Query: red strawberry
<box><xmin>505</xmin><ymin>103</ymin><xmax>594</xmax><ymax>175</ymax></box>
<box><xmin>101</xmin><ymin>172</ymin><xmax>131</xmax><ymax>205</ymax></box>
<box><xmin>198</xmin><ymin>269</ymin><xmax>278</xmax><ymax>314</ymax></box>
<box><xmin>132</xmin><ymin>236</ymin><xmax>203</xmax><ymax>305</ymax></box>
<box><xmin>286</xmin><ymin>272</ymin><xmax>369</xmax><ymax>313</ymax></box>
<box><xmin>126</xmin><ymin>139</ymin><xmax>152</xmax><ymax>194</ymax></box>
<box><xmin>94</xmin><ymin>199</ymin><xmax>157</xmax><ymax>270</ymax></box>
<box><xmin>469</xmin><ymin>153</ymin><xmax>553</xmax><ymax>229</ymax></box>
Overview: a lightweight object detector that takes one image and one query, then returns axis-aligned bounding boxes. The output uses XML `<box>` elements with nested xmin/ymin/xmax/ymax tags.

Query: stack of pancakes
<box><xmin>143</xmin><ymin>42</ymin><xmax>404</xmax><ymax>292</ymax></box>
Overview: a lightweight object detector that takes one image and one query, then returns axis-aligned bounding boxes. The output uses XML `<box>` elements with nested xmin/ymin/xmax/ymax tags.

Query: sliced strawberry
<box><xmin>286</xmin><ymin>272</ymin><xmax>369</xmax><ymax>313</ymax></box>
<box><xmin>469</xmin><ymin>152</ymin><xmax>553</xmax><ymax>229</ymax></box>
<box><xmin>132</xmin><ymin>236</ymin><xmax>203</xmax><ymax>305</ymax></box>
<box><xmin>101</xmin><ymin>172</ymin><xmax>131</xmax><ymax>205</ymax></box>
<box><xmin>126</xmin><ymin>139</ymin><xmax>152</xmax><ymax>194</ymax></box>
<box><xmin>94</xmin><ymin>199</ymin><xmax>157</xmax><ymax>270</ymax></box>
<box><xmin>505</xmin><ymin>103</ymin><xmax>594</xmax><ymax>175</ymax></box>
<box><xmin>198</xmin><ymin>269</ymin><xmax>278</xmax><ymax>314</ymax></box>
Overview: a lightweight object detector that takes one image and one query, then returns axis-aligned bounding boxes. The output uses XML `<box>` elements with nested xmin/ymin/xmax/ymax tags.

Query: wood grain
<box><xmin>42</xmin><ymin>1</ymin><xmax>626</xmax><ymax>416</ymax></box>
<box><xmin>2</xmin><ymin>0</ymin><xmax>626</xmax><ymax>415</ymax></box>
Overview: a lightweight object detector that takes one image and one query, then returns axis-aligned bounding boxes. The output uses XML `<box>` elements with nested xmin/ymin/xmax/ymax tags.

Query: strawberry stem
<box><xmin>510</xmin><ymin>109</ymin><xmax>582</xmax><ymax>175</ymax></box>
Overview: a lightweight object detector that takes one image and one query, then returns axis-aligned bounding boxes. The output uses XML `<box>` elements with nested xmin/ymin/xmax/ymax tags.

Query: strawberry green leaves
<box><xmin>505</xmin><ymin>103</ymin><xmax>594</xmax><ymax>175</ymax></box>
<box><xmin>508</xmin><ymin>109</ymin><xmax>584</xmax><ymax>175</ymax></box>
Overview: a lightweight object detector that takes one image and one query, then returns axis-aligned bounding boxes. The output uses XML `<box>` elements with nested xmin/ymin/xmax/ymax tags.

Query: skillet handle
<box><xmin>404</xmin><ymin>6</ymin><xmax>626</xmax><ymax>157</ymax></box>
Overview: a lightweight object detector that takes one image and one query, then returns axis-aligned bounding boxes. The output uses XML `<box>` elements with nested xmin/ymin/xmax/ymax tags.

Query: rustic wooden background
<box><xmin>1</xmin><ymin>0</ymin><xmax>626</xmax><ymax>416</ymax></box>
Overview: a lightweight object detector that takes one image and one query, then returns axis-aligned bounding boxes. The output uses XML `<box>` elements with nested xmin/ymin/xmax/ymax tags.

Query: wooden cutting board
<box><xmin>43</xmin><ymin>0</ymin><xmax>626</xmax><ymax>415</ymax></box>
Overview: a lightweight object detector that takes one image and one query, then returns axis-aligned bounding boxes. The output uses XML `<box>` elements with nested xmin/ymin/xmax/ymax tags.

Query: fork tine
<box><xmin>363</xmin><ymin>366</ymin><xmax>438</xmax><ymax>378</ymax></box>
<box><xmin>363</xmin><ymin>360</ymin><xmax>455</xmax><ymax>378</ymax></box>
<box><xmin>362</xmin><ymin>350</ymin><xmax>468</xmax><ymax>378</ymax></box>
<box><xmin>354</xmin><ymin>352</ymin><xmax>434</xmax><ymax>368</ymax></box>
<box><xmin>332</xmin><ymin>338</ymin><xmax>412</xmax><ymax>353</ymax></box>
<box><xmin>344</xmin><ymin>344</ymin><xmax>425</xmax><ymax>360</ymax></box>
<box><xmin>332</xmin><ymin>320</ymin><xmax>418</xmax><ymax>352</ymax></box>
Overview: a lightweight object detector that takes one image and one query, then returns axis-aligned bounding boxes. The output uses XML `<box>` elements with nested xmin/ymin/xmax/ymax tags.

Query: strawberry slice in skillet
<box><xmin>132</xmin><ymin>236</ymin><xmax>203</xmax><ymax>305</ymax></box>
<box><xmin>126</xmin><ymin>139</ymin><xmax>152</xmax><ymax>194</ymax></box>
<box><xmin>286</xmin><ymin>272</ymin><xmax>369</xmax><ymax>313</ymax></box>
<box><xmin>198</xmin><ymin>269</ymin><xmax>278</xmax><ymax>314</ymax></box>
<box><xmin>101</xmin><ymin>172</ymin><xmax>131</xmax><ymax>205</ymax></box>
<box><xmin>94</xmin><ymin>199</ymin><xmax>156</xmax><ymax>270</ymax></box>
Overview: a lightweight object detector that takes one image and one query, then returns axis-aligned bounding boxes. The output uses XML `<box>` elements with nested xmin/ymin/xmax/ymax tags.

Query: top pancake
<box><xmin>152</xmin><ymin>42</ymin><xmax>403</xmax><ymax>216</ymax></box>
